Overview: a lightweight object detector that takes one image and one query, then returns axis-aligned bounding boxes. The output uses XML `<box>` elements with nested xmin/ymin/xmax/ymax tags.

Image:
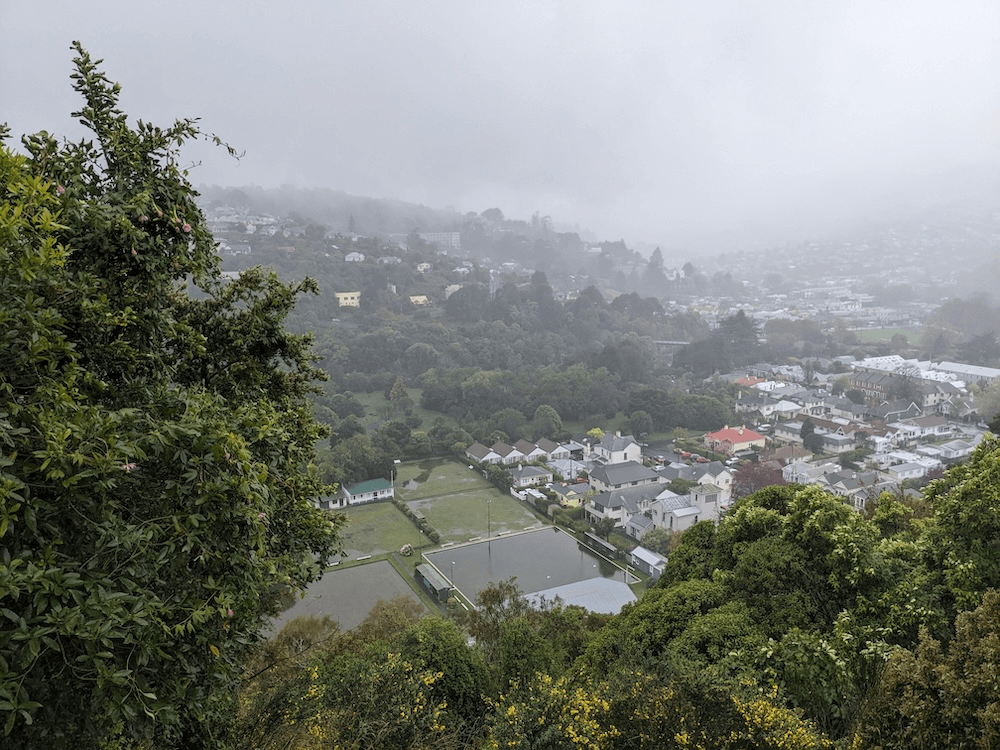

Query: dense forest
<box><xmin>5</xmin><ymin>47</ymin><xmax>1000</xmax><ymax>750</ymax></box>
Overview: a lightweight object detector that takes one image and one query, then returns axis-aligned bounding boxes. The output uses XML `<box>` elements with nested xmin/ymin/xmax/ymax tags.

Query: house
<box><xmin>550</xmin><ymin>480</ymin><xmax>592</xmax><ymax>508</ymax></box>
<box><xmin>868</xmin><ymin>399</ymin><xmax>923</xmax><ymax>423</ymax></box>
<box><xmin>594</xmin><ymin>432</ymin><xmax>642</xmax><ymax>463</ymax></box>
<box><xmin>409</xmin><ymin>295</ymin><xmax>430</xmax><ymax>306</ymax></box>
<box><xmin>324</xmin><ymin>477</ymin><xmax>394</xmax><ymax>508</ymax></box>
<box><xmin>649</xmin><ymin>491</ymin><xmax>703</xmax><ymax>533</ymax></box>
<box><xmin>378</xmin><ymin>255</ymin><xmax>402</xmax><ymax>265</ymax></box>
<box><xmin>703</xmin><ymin>425</ymin><xmax>766</xmax><ymax>456</ymax></box>
<box><xmin>416</xmin><ymin>262</ymin><xmax>433</xmax><ymax>273</ymax></box>
<box><xmin>466</xmin><ymin>442</ymin><xmax>501</xmax><ymax>464</ymax></box>
<box><xmin>625</xmin><ymin>513</ymin><xmax>656</xmax><ymax>541</ymax></box>
<box><xmin>514</xmin><ymin>440</ymin><xmax>548</xmax><ymax>462</ymax></box>
<box><xmin>937</xmin><ymin>439</ymin><xmax>975</xmax><ymax>460</ymax></box>
<box><xmin>690</xmin><ymin>482</ymin><xmax>727</xmax><ymax>521</ymax></box>
<box><xmin>491</xmin><ymin>441</ymin><xmax>525</xmax><ymax>465</ymax></box>
<box><xmin>510</xmin><ymin>464</ymin><xmax>552</xmax><ymax>488</ymax></box>
<box><xmin>906</xmin><ymin>415</ymin><xmax>952</xmax><ymax>439</ymax></box>
<box><xmin>782</xmin><ymin>458</ymin><xmax>841</xmax><ymax>485</ymax></box>
<box><xmin>630</xmin><ymin>545</ymin><xmax>668</xmax><ymax>580</ymax></box>
<box><xmin>536</xmin><ymin>438</ymin><xmax>570</xmax><ymax>460</ymax></box>
<box><xmin>849</xmin><ymin>370</ymin><xmax>898</xmax><ymax>401</ymax></box>
<box><xmin>345</xmin><ymin>251</ymin><xmax>365</xmax><ymax>262</ymax></box>
<box><xmin>335</xmin><ymin>291</ymin><xmax>361</xmax><ymax>308</ymax></box>
<box><xmin>689</xmin><ymin>462</ymin><xmax>733</xmax><ymax>501</ymax></box>
<box><xmin>588</xmin><ymin>461</ymin><xmax>662</xmax><ymax>493</ymax></box>
<box><xmin>585</xmin><ymin>484</ymin><xmax>661</xmax><ymax>526</ymax></box>
<box><xmin>819</xmin><ymin>470</ymin><xmax>898</xmax><ymax>511</ymax></box>
<box><xmin>887</xmin><ymin>462</ymin><xmax>926</xmax><ymax>481</ymax></box>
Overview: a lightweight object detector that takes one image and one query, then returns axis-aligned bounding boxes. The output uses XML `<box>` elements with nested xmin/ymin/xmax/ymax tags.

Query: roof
<box><xmin>934</xmin><ymin>361</ymin><xmax>1000</xmax><ymax>379</ymax></box>
<box><xmin>598</xmin><ymin>433</ymin><xmax>639</xmax><ymax>453</ymax></box>
<box><xmin>690</xmin><ymin>461</ymin><xmax>729</xmax><ymax>480</ymax></box>
<box><xmin>536</xmin><ymin>437</ymin><xmax>562</xmax><ymax>454</ymax></box>
<box><xmin>590</xmin><ymin>484</ymin><xmax>661</xmax><ymax>512</ymax></box>
<box><xmin>344</xmin><ymin>478</ymin><xmax>392</xmax><ymax>496</ymax></box>
<box><xmin>631</xmin><ymin>545</ymin><xmax>667</xmax><ymax>568</ymax></box>
<box><xmin>415</xmin><ymin>564</ymin><xmax>450</xmax><ymax>590</ymax></box>
<box><xmin>511</xmin><ymin>465</ymin><xmax>551</xmax><ymax>480</ymax></box>
<box><xmin>514</xmin><ymin>439</ymin><xmax>541</xmax><ymax>455</ymax></box>
<box><xmin>551</xmin><ymin>481</ymin><xmax>591</xmax><ymax>496</ymax></box>
<box><xmin>491</xmin><ymin>441</ymin><xmax>520</xmax><ymax>458</ymax></box>
<box><xmin>526</xmin><ymin>577</ymin><xmax>637</xmax><ymax>614</ymax></box>
<box><xmin>626</xmin><ymin>514</ymin><xmax>655</xmax><ymax>531</ymax></box>
<box><xmin>705</xmin><ymin>426</ymin><xmax>765</xmax><ymax>443</ymax></box>
<box><xmin>590</xmin><ymin>461</ymin><xmax>660</xmax><ymax>487</ymax></box>
<box><xmin>654</xmin><ymin>493</ymin><xmax>695</xmax><ymax>513</ymax></box>
<box><xmin>466</xmin><ymin>442</ymin><xmax>497</xmax><ymax>460</ymax></box>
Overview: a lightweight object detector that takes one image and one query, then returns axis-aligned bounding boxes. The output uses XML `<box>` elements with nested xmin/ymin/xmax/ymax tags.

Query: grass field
<box><xmin>351</xmin><ymin>387</ymin><xmax>461</xmax><ymax>432</ymax></box>
<box><xmin>851</xmin><ymin>327</ymin><xmax>921</xmax><ymax>344</ymax></box>
<box><xmin>407</xmin><ymin>490</ymin><xmax>539</xmax><ymax>541</ymax></box>
<box><xmin>339</xmin><ymin>502</ymin><xmax>426</xmax><ymax>559</ymax></box>
<box><xmin>395</xmin><ymin>457</ymin><xmax>493</xmax><ymax>500</ymax></box>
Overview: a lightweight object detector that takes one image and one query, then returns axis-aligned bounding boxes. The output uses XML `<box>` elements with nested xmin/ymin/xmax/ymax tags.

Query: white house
<box><xmin>318</xmin><ymin>478</ymin><xmax>394</xmax><ymax>509</ymax></box>
<box><xmin>594</xmin><ymin>432</ymin><xmax>642</xmax><ymax>464</ymax></box>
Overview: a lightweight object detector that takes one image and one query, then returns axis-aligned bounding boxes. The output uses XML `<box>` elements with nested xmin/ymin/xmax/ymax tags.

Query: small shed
<box><xmin>630</xmin><ymin>545</ymin><xmax>668</xmax><ymax>581</ymax></box>
<box><xmin>415</xmin><ymin>564</ymin><xmax>452</xmax><ymax>603</ymax></box>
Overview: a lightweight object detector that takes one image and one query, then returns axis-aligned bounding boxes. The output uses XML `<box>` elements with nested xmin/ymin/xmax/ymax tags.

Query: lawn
<box><xmin>395</xmin><ymin>457</ymin><xmax>493</xmax><ymax>500</ymax></box>
<box><xmin>338</xmin><ymin>501</ymin><xmax>427</xmax><ymax>559</ymax></box>
<box><xmin>852</xmin><ymin>327</ymin><xmax>921</xmax><ymax>344</ymax></box>
<box><xmin>351</xmin><ymin>387</ymin><xmax>461</xmax><ymax>433</ymax></box>
<box><xmin>406</xmin><ymin>490</ymin><xmax>540</xmax><ymax>542</ymax></box>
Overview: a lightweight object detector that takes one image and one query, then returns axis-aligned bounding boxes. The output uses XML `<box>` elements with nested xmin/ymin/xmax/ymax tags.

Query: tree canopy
<box><xmin>0</xmin><ymin>45</ymin><xmax>341</xmax><ymax>748</ymax></box>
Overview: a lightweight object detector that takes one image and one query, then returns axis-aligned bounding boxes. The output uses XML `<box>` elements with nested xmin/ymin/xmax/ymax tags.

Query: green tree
<box><xmin>639</xmin><ymin>527</ymin><xmax>674</xmax><ymax>557</ymax></box>
<box><xmin>856</xmin><ymin>589</ymin><xmax>1000</xmax><ymax>749</ymax></box>
<box><xmin>801</xmin><ymin>417</ymin><xmax>825</xmax><ymax>453</ymax></box>
<box><xmin>624</xmin><ymin>409</ymin><xmax>654</xmax><ymax>440</ymax></box>
<box><xmin>400</xmin><ymin>616</ymin><xmax>491</xmax><ymax>729</ymax></box>
<box><xmin>731</xmin><ymin>462</ymin><xmax>788</xmax><ymax>500</ymax></box>
<box><xmin>0</xmin><ymin>46</ymin><xmax>341</xmax><ymax>747</ymax></box>
<box><xmin>532</xmin><ymin>403</ymin><xmax>563</xmax><ymax>441</ymax></box>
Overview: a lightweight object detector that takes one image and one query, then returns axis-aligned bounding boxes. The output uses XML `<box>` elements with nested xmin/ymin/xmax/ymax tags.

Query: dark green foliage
<box><xmin>0</xmin><ymin>46</ymin><xmax>341</xmax><ymax>748</ymax></box>
<box><xmin>400</xmin><ymin>617</ymin><xmax>490</xmax><ymax>728</ymax></box>
<box><xmin>658</xmin><ymin>520</ymin><xmax>717</xmax><ymax>586</ymax></box>
<box><xmin>856</xmin><ymin>589</ymin><xmax>1000</xmax><ymax>749</ymax></box>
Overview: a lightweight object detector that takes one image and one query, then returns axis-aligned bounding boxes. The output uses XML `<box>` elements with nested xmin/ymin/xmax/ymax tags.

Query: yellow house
<box><xmin>409</xmin><ymin>295</ymin><xmax>430</xmax><ymax>306</ymax></box>
<box><xmin>335</xmin><ymin>291</ymin><xmax>360</xmax><ymax>308</ymax></box>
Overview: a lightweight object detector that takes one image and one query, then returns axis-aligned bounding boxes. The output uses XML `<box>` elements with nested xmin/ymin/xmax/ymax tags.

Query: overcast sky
<box><xmin>3</xmin><ymin>2</ymin><xmax>1000</xmax><ymax>250</ymax></box>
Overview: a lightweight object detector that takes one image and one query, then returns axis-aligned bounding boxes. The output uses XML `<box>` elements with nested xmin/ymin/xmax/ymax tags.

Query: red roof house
<box><xmin>704</xmin><ymin>425</ymin><xmax>766</xmax><ymax>457</ymax></box>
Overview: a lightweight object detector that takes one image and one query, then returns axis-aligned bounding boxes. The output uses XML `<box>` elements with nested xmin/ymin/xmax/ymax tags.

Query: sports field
<box><xmin>272</xmin><ymin>560</ymin><xmax>428</xmax><ymax>632</ymax></box>
<box><xmin>339</xmin><ymin>501</ymin><xmax>426</xmax><ymax>559</ymax></box>
<box><xmin>407</xmin><ymin>489</ymin><xmax>539</xmax><ymax>541</ymax></box>
<box><xmin>395</xmin><ymin>457</ymin><xmax>494</xmax><ymax>499</ymax></box>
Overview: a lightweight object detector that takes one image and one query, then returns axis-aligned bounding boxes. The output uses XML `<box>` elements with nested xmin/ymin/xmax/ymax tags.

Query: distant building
<box><xmin>335</xmin><ymin>291</ymin><xmax>361</xmax><ymax>308</ymax></box>
<box><xmin>418</xmin><ymin>231</ymin><xmax>461</xmax><ymax>253</ymax></box>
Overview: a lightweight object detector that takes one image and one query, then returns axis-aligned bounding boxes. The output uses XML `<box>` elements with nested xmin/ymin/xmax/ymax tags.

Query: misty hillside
<box><xmin>198</xmin><ymin>185</ymin><xmax>467</xmax><ymax>236</ymax></box>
